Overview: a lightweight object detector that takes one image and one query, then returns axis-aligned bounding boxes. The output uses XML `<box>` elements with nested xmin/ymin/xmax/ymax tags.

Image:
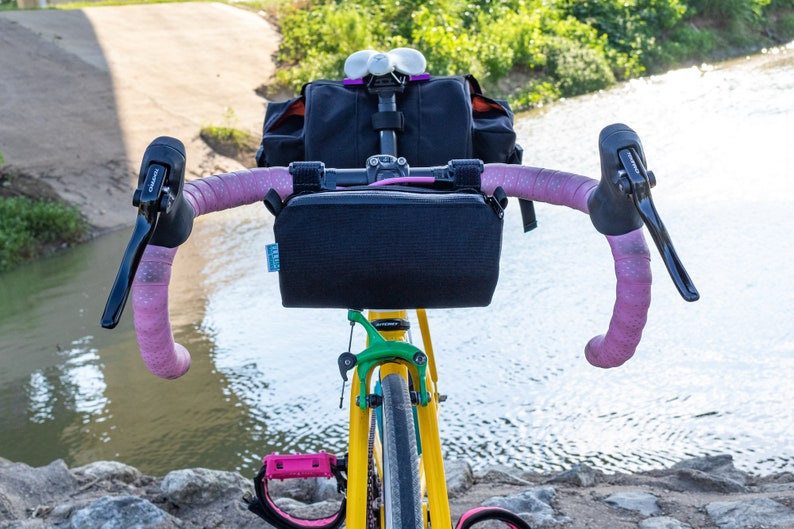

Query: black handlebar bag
<box><xmin>260</xmin><ymin>74</ymin><xmax>516</xmax><ymax>309</ymax></box>
<box><xmin>270</xmin><ymin>184</ymin><xmax>505</xmax><ymax>309</ymax></box>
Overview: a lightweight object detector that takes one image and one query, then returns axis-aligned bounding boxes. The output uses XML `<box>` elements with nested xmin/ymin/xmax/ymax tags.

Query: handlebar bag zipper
<box><xmin>270</xmin><ymin>186</ymin><xmax>504</xmax><ymax>309</ymax></box>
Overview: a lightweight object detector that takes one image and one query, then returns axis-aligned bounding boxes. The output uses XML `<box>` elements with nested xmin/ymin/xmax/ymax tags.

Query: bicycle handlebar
<box><xmin>104</xmin><ymin>124</ymin><xmax>698</xmax><ymax>378</ymax></box>
<box><xmin>127</xmin><ymin>164</ymin><xmax>648</xmax><ymax>379</ymax></box>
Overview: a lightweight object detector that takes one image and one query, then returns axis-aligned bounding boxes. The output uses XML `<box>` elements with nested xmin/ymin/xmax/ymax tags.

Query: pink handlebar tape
<box><xmin>482</xmin><ymin>164</ymin><xmax>651</xmax><ymax>368</ymax></box>
<box><xmin>132</xmin><ymin>165</ymin><xmax>650</xmax><ymax>379</ymax></box>
<box><xmin>131</xmin><ymin>168</ymin><xmax>291</xmax><ymax>378</ymax></box>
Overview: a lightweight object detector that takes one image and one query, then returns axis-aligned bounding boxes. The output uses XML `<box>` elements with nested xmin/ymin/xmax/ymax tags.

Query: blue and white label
<box><xmin>266</xmin><ymin>243</ymin><xmax>280</xmax><ymax>272</ymax></box>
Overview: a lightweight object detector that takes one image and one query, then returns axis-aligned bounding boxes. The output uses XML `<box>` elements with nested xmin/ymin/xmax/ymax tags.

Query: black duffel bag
<box><xmin>256</xmin><ymin>75</ymin><xmax>522</xmax><ymax>168</ymax></box>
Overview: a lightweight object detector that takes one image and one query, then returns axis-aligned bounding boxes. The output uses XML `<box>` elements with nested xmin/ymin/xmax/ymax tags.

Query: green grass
<box><xmin>199</xmin><ymin>108</ymin><xmax>259</xmax><ymax>162</ymax></box>
<box><xmin>0</xmin><ymin>196</ymin><xmax>87</xmax><ymax>273</ymax></box>
<box><xmin>200</xmin><ymin>125</ymin><xmax>252</xmax><ymax>149</ymax></box>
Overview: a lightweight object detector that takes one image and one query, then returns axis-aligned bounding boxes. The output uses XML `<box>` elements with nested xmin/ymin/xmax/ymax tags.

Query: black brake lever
<box><xmin>588</xmin><ymin>124</ymin><xmax>699</xmax><ymax>302</ymax></box>
<box><xmin>100</xmin><ymin>137</ymin><xmax>192</xmax><ymax>329</ymax></box>
<box><xmin>618</xmin><ymin>147</ymin><xmax>699</xmax><ymax>301</ymax></box>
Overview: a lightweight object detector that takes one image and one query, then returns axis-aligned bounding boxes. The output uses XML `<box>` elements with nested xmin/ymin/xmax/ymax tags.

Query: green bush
<box><xmin>688</xmin><ymin>0</ymin><xmax>770</xmax><ymax>22</ymax></box>
<box><xmin>766</xmin><ymin>0</ymin><xmax>794</xmax><ymax>41</ymax></box>
<box><xmin>775</xmin><ymin>11</ymin><xmax>794</xmax><ymax>35</ymax></box>
<box><xmin>270</xmin><ymin>0</ymin><xmax>637</xmax><ymax>105</ymax></box>
<box><xmin>275</xmin><ymin>1</ymin><xmax>382</xmax><ymax>91</ymax></box>
<box><xmin>0</xmin><ymin>196</ymin><xmax>86</xmax><ymax>273</ymax></box>
<box><xmin>543</xmin><ymin>37</ymin><xmax>616</xmax><ymax>97</ymax></box>
<box><xmin>559</xmin><ymin>0</ymin><xmax>688</xmax><ymax>73</ymax></box>
<box><xmin>508</xmin><ymin>78</ymin><xmax>561</xmax><ymax>110</ymax></box>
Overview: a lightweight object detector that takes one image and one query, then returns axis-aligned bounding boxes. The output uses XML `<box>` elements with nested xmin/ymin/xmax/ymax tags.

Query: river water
<box><xmin>2</xmin><ymin>44</ymin><xmax>793</xmax><ymax>478</ymax></box>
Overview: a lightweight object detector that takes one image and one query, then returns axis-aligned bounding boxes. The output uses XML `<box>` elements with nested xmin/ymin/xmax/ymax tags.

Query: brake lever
<box><xmin>100</xmin><ymin>137</ymin><xmax>190</xmax><ymax>329</ymax></box>
<box><xmin>588</xmin><ymin>124</ymin><xmax>699</xmax><ymax>302</ymax></box>
<box><xmin>618</xmin><ymin>148</ymin><xmax>699</xmax><ymax>301</ymax></box>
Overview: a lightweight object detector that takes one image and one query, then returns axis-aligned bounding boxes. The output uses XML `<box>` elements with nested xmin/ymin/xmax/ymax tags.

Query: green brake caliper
<box><xmin>339</xmin><ymin>310</ymin><xmax>430</xmax><ymax>410</ymax></box>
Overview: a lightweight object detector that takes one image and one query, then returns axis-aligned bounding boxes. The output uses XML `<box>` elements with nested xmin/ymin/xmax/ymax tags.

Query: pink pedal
<box><xmin>263</xmin><ymin>452</ymin><xmax>337</xmax><ymax>480</ymax></box>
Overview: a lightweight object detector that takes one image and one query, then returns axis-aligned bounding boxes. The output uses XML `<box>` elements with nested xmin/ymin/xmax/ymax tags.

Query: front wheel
<box><xmin>380</xmin><ymin>372</ymin><xmax>423</xmax><ymax>529</ymax></box>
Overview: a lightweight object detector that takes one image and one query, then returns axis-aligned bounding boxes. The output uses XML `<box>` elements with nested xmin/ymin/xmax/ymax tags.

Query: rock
<box><xmin>759</xmin><ymin>482</ymin><xmax>794</xmax><ymax>493</ymax></box>
<box><xmin>482</xmin><ymin>487</ymin><xmax>570</xmax><ymax>526</ymax></box>
<box><xmin>445</xmin><ymin>459</ymin><xmax>474</xmax><ymax>497</ymax></box>
<box><xmin>758</xmin><ymin>471</ymin><xmax>794</xmax><ymax>492</ymax></box>
<box><xmin>71</xmin><ymin>461</ymin><xmax>142</xmax><ymax>484</ymax></box>
<box><xmin>544</xmin><ymin>463</ymin><xmax>598</xmax><ymax>487</ymax></box>
<box><xmin>67</xmin><ymin>496</ymin><xmax>181</xmax><ymax>529</ymax></box>
<box><xmin>160</xmin><ymin>468</ymin><xmax>252</xmax><ymax>506</ymax></box>
<box><xmin>273</xmin><ymin>497</ymin><xmax>343</xmax><ymax>520</ymax></box>
<box><xmin>476</xmin><ymin>465</ymin><xmax>532</xmax><ymax>486</ymax></box>
<box><xmin>676</xmin><ymin>468</ymin><xmax>748</xmax><ymax>493</ymax></box>
<box><xmin>706</xmin><ymin>497</ymin><xmax>794</xmax><ymax>529</ymax></box>
<box><xmin>315</xmin><ymin>478</ymin><xmax>344</xmax><ymax>502</ymax></box>
<box><xmin>603</xmin><ymin>491</ymin><xmax>661</xmax><ymax>516</ymax></box>
<box><xmin>267</xmin><ymin>475</ymin><xmax>343</xmax><ymax>503</ymax></box>
<box><xmin>672</xmin><ymin>455</ymin><xmax>747</xmax><ymax>487</ymax></box>
<box><xmin>639</xmin><ymin>516</ymin><xmax>692</xmax><ymax>529</ymax></box>
<box><xmin>0</xmin><ymin>459</ymin><xmax>78</xmax><ymax>520</ymax></box>
<box><xmin>3</xmin><ymin>454</ymin><xmax>794</xmax><ymax>529</ymax></box>
<box><xmin>266</xmin><ymin>475</ymin><xmax>319</xmax><ymax>503</ymax></box>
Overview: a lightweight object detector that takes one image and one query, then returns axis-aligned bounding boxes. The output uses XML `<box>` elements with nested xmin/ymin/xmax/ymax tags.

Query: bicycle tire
<box><xmin>380</xmin><ymin>372</ymin><xmax>423</xmax><ymax>529</ymax></box>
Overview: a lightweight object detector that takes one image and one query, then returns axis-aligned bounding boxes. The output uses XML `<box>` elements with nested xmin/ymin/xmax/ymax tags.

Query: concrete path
<box><xmin>0</xmin><ymin>3</ymin><xmax>280</xmax><ymax>230</ymax></box>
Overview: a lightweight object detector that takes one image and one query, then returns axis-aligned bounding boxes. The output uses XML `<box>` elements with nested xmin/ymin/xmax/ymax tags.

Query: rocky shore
<box><xmin>3</xmin><ymin>454</ymin><xmax>794</xmax><ymax>528</ymax></box>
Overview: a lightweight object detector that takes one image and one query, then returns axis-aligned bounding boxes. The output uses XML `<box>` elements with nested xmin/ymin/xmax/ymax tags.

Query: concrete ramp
<box><xmin>0</xmin><ymin>3</ymin><xmax>280</xmax><ymax>230</ymax></box>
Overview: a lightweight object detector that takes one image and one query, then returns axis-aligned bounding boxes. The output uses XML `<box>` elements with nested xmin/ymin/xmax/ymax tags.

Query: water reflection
<box><xmin>1</xmin><ymin>44</ymin><xmax>793</xmax><ymax>477</ymax></box>
<box><xmin>26</xmin><ymin>338</ymin><xmax>108</xmax><ymax>424</ymax></box>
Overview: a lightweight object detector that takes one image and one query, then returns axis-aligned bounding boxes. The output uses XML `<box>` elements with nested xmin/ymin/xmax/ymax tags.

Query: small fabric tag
<box><xmin>266</xmin><ymin>243</ymin><xmax>280</xmax><ymax>272</ymax></box>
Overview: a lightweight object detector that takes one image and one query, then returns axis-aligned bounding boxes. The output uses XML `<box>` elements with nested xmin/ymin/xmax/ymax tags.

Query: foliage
<box><xmin>270</xmin><ymin>0</ymin><xmax>638</xmax><ymax>105</ymax></box>
<box><xmin>687</xmin><ymin>0</ymin><xmax>770</xmax><ymax>22</ymax></box>
<box><xmin>543</xmin><ymin>36</ymin><xmax>616</xmax><ymax>97</ymax></box>
<box><xmin>264</xmin><ymin>0</ymin><xmax>794</xmax><ymax>110</ymax></box>
<box><xmin>560</xmin><ymin>0</ymin><xmax>687</xmax><ymax>71</ymax></box>
<box><xmin>0</xmin><ymin>196</ymin><xmax>86</xmax><ymax>273</ymax></box>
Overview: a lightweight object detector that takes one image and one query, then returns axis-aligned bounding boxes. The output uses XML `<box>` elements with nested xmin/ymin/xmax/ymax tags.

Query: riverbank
<box><xmin>4</xmin><ymin>454</ymin><xmax>794</xmax><ymax>528</ymax></box>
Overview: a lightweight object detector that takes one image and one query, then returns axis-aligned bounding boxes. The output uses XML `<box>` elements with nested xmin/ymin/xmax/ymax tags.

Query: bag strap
<box><xmin>448</xmin><ymin>159</ymin><xmax>483</xmax><ymax>190</ymax></box>
<box><xmin>372</xmin><ymin>110</ymin><xmax>405</xmax><ymax>132</ymax></box>
<box><xmin>290</xmin><ymin>161</ymin><xmax>326</xmax><ymax>193</ymax></box>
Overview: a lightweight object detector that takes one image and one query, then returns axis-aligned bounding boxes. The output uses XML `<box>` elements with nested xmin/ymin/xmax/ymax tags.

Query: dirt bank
<box><xmin>0</xmin><ymin>3</ymin><xmax>279</xmax><ymax>233</ymax></box>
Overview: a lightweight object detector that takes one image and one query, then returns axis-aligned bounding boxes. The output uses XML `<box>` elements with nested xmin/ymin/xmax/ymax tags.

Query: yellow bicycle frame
<box><xmin>345</xmin><ymin>309</ymin><xmax>450</xmax><ymax>529</ymax></box>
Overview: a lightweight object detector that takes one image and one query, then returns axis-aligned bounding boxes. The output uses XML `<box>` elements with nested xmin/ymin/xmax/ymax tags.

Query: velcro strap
<box><xmin>519</xmin><ymin>198</ymin><xmax>537</xmax><ymax>232</ymax></box>
<box><xmin>371</xmin><ymin>110</ymin><xmax>404</xmax><ymax>131</ymax></box>
<box><xmin>289</xmin><ymin>161</ymin><xmax>325</xmax><ymax>193</ymax></box>
<box><xmin>448</xmin><ymin>159</ymin><xmax>483</xmax><ymax>190</ymax></box>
